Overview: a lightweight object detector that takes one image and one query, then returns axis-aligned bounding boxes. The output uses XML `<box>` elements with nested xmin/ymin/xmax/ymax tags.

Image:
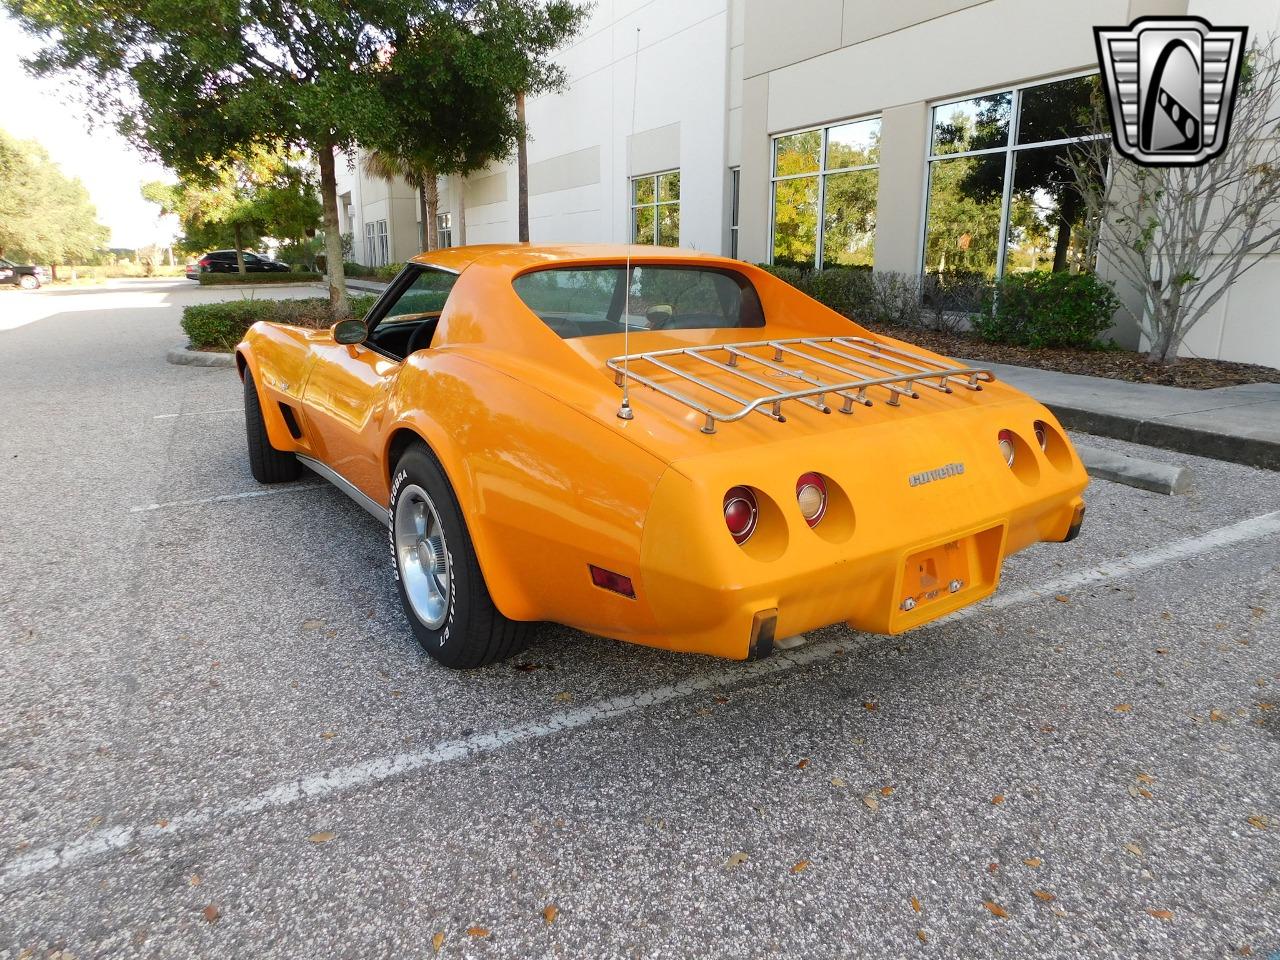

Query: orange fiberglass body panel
<box><xmin>237</xmin><ymin>244</ymin><xmax>1087</xmax><ymax>660</ymax></box>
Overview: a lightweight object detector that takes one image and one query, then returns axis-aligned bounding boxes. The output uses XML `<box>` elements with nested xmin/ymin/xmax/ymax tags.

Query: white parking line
<box><xmin>4</xmin><ymin>509</ymin><xmax>1279</xmax><ymax>888</ymax></box>
<box><xmin>152</xmin><ymin>407</ymin><xmax>240</xmax><ymax>420</ymax></box>
<box><xmin>129</xmin><ymin>485</ymin><xmax>324</xmax><ymax>513</ymax></box>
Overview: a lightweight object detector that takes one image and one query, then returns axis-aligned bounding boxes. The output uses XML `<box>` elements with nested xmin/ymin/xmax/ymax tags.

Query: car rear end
<box><xmin>631</xmin><ymin>383</ymin><xmax>1084</xmax><ymax>659</ymax></box>
<box><xmin>576</xmin><ymin>327</ymin><xmax>1088</xmax><ymax>660</ymax></box>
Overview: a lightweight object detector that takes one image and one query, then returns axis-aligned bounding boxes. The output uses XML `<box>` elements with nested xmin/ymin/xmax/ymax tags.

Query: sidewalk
<box><xmin>977</xmin><ymin>361</ymin><xmax>1280</xmax><ymax>471</ymax></box>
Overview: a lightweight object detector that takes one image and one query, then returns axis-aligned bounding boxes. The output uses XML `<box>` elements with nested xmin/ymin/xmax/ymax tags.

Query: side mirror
<box><xmin>333</xmin><ymin>318</ymin><xmax>367</xmax><ymax>345</ymax></box>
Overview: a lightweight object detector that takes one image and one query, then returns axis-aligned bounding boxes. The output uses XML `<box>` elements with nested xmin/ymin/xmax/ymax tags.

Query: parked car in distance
<box><xmin>236</xmin><ymin>244</ymin><xmax>1088</xmax><ymax>670</ymax></box>
<box><xmin>0</xmin><ymin>258</ymin><xmax>49</xmax><ymax>290</ymax></box>
<box><xmin>191</xmin><ymin>250</ymin><xmax>291</xmax><ymax>276</ymax></box>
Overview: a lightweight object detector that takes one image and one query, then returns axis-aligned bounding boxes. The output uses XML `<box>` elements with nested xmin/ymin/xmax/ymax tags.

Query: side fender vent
<box><xmin>278</xmin><ymin>402</ymin><xmax>304</xmax><ymax>440</ymax></box>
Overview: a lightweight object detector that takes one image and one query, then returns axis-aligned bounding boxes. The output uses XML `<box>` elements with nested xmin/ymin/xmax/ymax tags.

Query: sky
<box><xmin>1</xmin><ymin>13</ymin><xmax>178</xmax><ymax>250</ymax></box>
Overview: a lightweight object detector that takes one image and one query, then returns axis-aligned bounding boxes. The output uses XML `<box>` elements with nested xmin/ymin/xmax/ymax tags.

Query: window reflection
<box><xmin>770</xmin><ymin>118</ymin><xmax>879</xmax><ymax>269</ymax></box>
<box><xmin>923</xmin><ymin>154</ymin><xmax>1004</xmax><ymax>279</ymax></box>
<box><xmin>1017</xmin><ymin>75</ymin><xmax>1102</xmax><ymax>144</ymax></box>
<box><xmin>925</xmin><ymin>75</ymin><xmax>1107</xmax><ymax>282</ymax></box>
<box><xmin>630</xmin><ymin>170</ymin><xmax>680</xmax><ymax>246</ymax></box>
<box><xmin>658</xmin><ymin>205</ymin><xmax>680</xmax><ymax>246</ymax></box>
<box><xmin>931</xmin><ymin>92</ymin><xmax>1012</xmax><ymax>155</ymax></box>
<box><xmin>1005</xmin><ymin>144</ymin><xmax>1103</xmax><ymax>273</ymax></box>
<box><xmin>822</xmin><ymin>170</ymin><xmax>878</xmax><ymax>267</ymax></box>
<box><xmin>632</xmin><ymin>204</ymin><xmax>655</xmax><ymax>244</ymax></box>
<box><xmin>772</xmin><ymin>176</ymin><xmax>819</xmax><ymax>269</ymax></box>
<box><xmin>826</xmin><ymin>118</ymin><xmax>880</xmax><ymax>169</ymax></box>
<box><xmin>774</xmin><ymin>130</ymin><xmax>821</xmax><ymax>176</ymax></box>
<box><xmin>658</xmin><ymin>171</ymin><xmax>680</xmax><ymax>202</ymax></box>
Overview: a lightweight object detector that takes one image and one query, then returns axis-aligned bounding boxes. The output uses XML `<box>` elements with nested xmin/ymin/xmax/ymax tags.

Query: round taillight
<box><xmin>1033</xmin><ymin>421</ymin><xmax>1048</xmax><ymax>451</ymax></box>
<box><xmin>796</xmin><ymin>472</ymin><xmax>828</xmax><ymax>527</ymax></box>
<box><xmin>723</xmin><ymin>486</ymin><xmax>758</xmax><ymax>544</ymax></box>
<box><xmin>998</xmin><ymin>429</ymin><xmax>1016</xmax><ymax>468</ymax></box>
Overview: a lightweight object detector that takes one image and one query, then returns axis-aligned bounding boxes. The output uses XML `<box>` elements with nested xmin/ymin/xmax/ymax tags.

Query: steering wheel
<box><xmin>404</xmin><ymin>317</ymin><xmax>437</xmax><ymax>356</ymax></box>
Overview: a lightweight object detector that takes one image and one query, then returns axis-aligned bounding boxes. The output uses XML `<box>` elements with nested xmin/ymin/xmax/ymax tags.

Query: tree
<box><xmin>143</xmin><ymin>148</ymin><xmax>321</xmax><ymax>272</ymax></box>
<box><xmin>355</xmin><ymin>1</ymin><xmax>587</xmax><ymax>250</ymax></box>
<box><xmin>1067</xmin><ymin>40</ymin><xmax>1280</xmax><ymax>364</ymax></box>
<box><xmin>361</xmin><ymin>149</ymin><xmax>440</xmax><ymax>253</ymax></box>
<box><xmin>6</xmin><ymin>0</ymin><xmax>586</xmax><ymax>318</ymax></box>
<box><xmin>0</xmin><ymin>130</ymin><xmax>109</xmax><ymax>265</ymax></box>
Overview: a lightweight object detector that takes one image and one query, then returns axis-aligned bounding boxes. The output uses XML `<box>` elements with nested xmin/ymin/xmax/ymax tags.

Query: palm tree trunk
<box><xmin>418</xmin><ymin>184</ymin><xmax>430</xmax><ymax>253</ymax></box>
<box><xmin>425</xmin><ymin>174</ymin><xmax>440</xmax><ymax>250</ymax></box>
<box><xmin>234</xmin><ymin>223</ymin><xmax>245</xmax><ymax>274</ymax></box>
<box><xmin>457</xmin><ymin>176</ymin><xmax>467</xmax><ymax>246</ymax></box>
<box><xmin>516</xmin><ymin>90</ymin><xmax>529</xmax><ymax>243</ymax></box>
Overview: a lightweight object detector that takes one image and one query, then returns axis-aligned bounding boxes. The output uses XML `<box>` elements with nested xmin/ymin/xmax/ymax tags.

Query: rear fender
<box><xmin>382</xmin><ymin>354</ymin><xmax>668</xmax><ymax>626</ymax></box>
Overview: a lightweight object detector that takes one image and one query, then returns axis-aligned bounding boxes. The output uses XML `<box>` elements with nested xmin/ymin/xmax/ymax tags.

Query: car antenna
<box><xmin>618</xmin><ymin>26</ymin><xmax>641</xmax><ymax>423</ymax></box>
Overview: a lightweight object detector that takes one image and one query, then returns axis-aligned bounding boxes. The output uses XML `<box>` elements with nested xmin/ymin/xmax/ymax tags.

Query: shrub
<box><xmin>197</xmin><ymin>271</ymin><xmax>322</xmax><ymax>286</ymax></box>
<box><xmin>375</xmin><ymin>262</ymin><xmax>406</xmax><ymax>281</ymax></box>
<box><xmin>757</xmin><ymin>264</ymin><xmax>877</xmax><ymax>322</ymax></box>
<box><xmin>973</xmin><ymin>272</ymin><xmax>1120</xmax><ymax>348</ymax></box>
<box><xmin>181</xmin><ymin>294</ymin><xmax>380</xmax><ymax>350</ymax></box>
<box><xmin>869</xmin><ymin>271</ymin><xmax>924</xmax><ymax>329</ymax></box>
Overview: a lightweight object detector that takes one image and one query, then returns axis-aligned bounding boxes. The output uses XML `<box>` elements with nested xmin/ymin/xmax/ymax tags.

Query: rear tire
<box><xmin>18</xmin><ymin>274</ymin><xmax>39</xmax><ymax>290</ymax></box>
<box><xmin>390</xmin><ymin>444</ymin><xmax>531</xmax><ymax>669</ymax></box>
<box><xmin>243</xmin><ymin>368</ymin><xmax>302</xmax><ymax>483</ymax></box>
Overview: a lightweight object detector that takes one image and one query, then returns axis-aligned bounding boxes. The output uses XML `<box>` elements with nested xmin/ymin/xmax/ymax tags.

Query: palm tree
<box><xmin>516</xmin><ymin>90</ymin><xmax>529</xmax><ymax>243</ymax></box>
<box><xmin>362</xmin><ymin>149</ymin><xmax>438</xmax><ymax>253</ymax></box>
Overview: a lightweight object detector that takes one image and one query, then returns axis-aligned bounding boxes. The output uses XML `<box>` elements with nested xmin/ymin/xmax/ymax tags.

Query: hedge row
<box><xmin>341</xmin><ymin>261</ymin><xmax>404</xmax><ymax>281</ymax></box>
<box><xmin>197</xmin><ymin>271</ymin><xmax>321</xmax><ymax>286</ymax></box>
<box><xmin>181</xmin><ymin>294</ymin><xmax>380</xmax><ymax>351</ymax></box>
<box><xmin>759</xmin><ymin>264</ymin><xmax>1119</xmax><ymax>349</ymax></box>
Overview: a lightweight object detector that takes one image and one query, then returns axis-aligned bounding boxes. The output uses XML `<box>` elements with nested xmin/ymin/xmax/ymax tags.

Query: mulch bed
<box><xmin>865</xmin><ymin>323</ymin><xmax>1280</xmax><ymax>390</ymax></box>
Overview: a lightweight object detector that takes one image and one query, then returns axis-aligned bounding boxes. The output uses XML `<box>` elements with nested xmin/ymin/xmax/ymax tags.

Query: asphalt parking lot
<box><xmin>1</xmin><ymin>281</ymin><xmax>1278</xmax><ymax>959</ymax></box>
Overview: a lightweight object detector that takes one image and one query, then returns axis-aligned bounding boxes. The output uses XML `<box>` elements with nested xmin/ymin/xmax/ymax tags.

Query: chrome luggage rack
<box><xmin>606</xmin><ymin>336</ymin><xmax>995</xmax><ymax>434</ymax></box>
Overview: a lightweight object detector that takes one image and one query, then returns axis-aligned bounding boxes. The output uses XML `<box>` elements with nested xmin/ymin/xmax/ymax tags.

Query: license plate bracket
<box><xmin>897</xmin><ymin>525</ymin><xmax>1005</xmax><ymax>619</ymax></box>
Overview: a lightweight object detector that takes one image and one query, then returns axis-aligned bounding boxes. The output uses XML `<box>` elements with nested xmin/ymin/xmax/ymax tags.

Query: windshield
<box><xmin>512</xmin><ymin>265</ymin><xmax>765</xmax><ymax>339</ymax></box>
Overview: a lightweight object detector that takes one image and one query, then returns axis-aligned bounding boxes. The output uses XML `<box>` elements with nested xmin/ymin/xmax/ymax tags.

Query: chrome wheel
<box><xmin>393</xmin><ymin>483</ymin><xmax>451</xmax><ymax>630</ymax></box>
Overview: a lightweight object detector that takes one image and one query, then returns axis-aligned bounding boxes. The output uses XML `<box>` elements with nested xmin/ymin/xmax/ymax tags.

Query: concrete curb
<box><xmin>1076</xmin><ymin>443</ymin><xmax>1192</xmax><ymax>496</ymax></box>
<box><xmin>1046</xmin><ymin>403</ymin><xmax>1280</xmax><ymax>472</ymax></box>
<box><xmin>166</xmin><ymin>344</ymin><xmax>235</xmax><ymax>368</ymax></box>
<box><xmin>339</xmin><ymin>278</ymin><xmax>390</xmax><ymax>294</ymax></box>
<box><xmin>193</xmin><ymin>281</ymin><xmax>325</xmax><ymax>292</ymax></box>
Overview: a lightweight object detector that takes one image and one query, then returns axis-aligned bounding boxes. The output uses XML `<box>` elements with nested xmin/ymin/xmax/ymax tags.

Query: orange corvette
<box><xmin>236</xmin><ymin>244</ymin><xmax>1087</xmax><ymax>668</ymax></box>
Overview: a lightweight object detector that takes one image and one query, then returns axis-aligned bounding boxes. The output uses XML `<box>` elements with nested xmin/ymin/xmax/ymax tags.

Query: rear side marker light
<box><xmin>796</xmin><ymin>472</ymin><xmax>828</xmax><ymax>527</ymax></box>
<box><xmin>998</xmin><ymin>429</ymin><xmax>1016</xmax><ymax>468</ymax></box>
<box><xmin>589</xmin><ymin>564</ymin><xmax>635</xmax><ymax>598</ymax></box>
<box><xmin>723</xmin><ymin>486</ymin><xmax>758</xmax><ymax>544</ymax></box>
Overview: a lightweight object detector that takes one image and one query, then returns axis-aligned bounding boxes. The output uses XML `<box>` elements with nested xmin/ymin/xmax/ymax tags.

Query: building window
<box><xmin>729</xmin><ymin>167</ymin><xmax>740</xmax><ymax>260</ymax></box>
<box><xmin>631</xmin><ymin>171</ymin><xmax>680</xmax><ymax>246</ymax></box>
<box><xmin>923</xmin><ymin>74</ymin><xmax>1106</xmax><ymax>281</ymax></box>
<box><xmin>770</xmin><ymin>116</ymin><xmax>880</xmax><ymax>270</ymax></box>
<box><xmin>437</xmin><ymin>213</ymin><xmax>452</xmax><ymax>249</ymax></box>
<box><xmin>364</xmin><ymin>219</ymin><xmax>390</xmax><ymax>267</ymax></box>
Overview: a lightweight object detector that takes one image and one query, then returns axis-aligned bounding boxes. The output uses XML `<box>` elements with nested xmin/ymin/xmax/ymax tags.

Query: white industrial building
<box><xmin>334</xmin><ymin>0</ymin><xmax>1280</xmax><ymax>368</ymax></box>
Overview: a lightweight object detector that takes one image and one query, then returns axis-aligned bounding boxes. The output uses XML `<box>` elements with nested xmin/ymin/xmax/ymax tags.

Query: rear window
<box><xmin>512</xmin><ymin>265</ymin><xmax>764</xmax><ymax>339</ymax></box>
